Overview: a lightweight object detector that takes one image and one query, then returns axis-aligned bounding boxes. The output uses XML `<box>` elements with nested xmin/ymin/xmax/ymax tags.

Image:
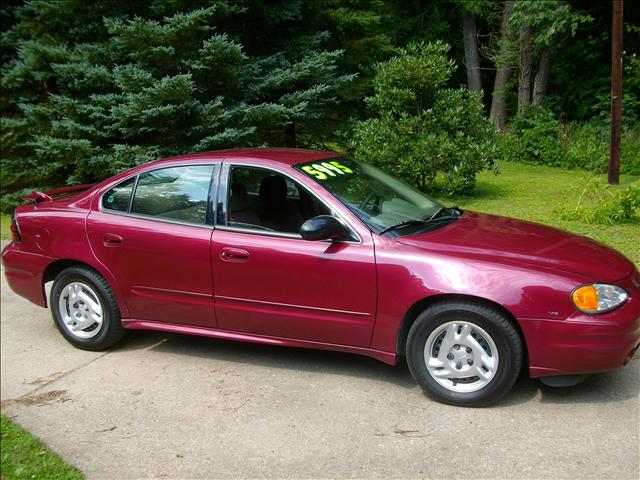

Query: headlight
<box><xmin>571</xmin><ymin>283</ymin><xmax>629</xmax><ymax>314</ymax></box>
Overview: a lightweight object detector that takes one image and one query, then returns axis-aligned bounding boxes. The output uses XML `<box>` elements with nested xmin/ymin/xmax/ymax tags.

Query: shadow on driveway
<box><xmin>113</xmin><ymin>329</ymin><xmax>640</xmax><ymax>407</ymax></box>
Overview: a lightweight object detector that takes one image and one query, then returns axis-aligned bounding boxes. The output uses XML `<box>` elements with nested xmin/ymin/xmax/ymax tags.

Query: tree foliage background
<box><xmin>1</xmin><ymin>0</ymin><xmax>639</xmax><ymax>206</ymax></box>
<box><xmin>1</xmin><ymin>0</ymin><xmax>359</xmax><ymax>193</ymax></box>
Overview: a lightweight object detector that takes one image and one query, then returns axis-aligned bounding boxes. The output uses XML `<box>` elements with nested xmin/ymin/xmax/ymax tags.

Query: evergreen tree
<box><xmin>0</xmin><ymin>0</ymin><xmax>354</xmax><ymax>205</ymax></box>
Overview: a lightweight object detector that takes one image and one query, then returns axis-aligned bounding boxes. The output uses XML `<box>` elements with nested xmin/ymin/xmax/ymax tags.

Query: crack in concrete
<box><xmin>18</xmin><ymin>351</ymin><xmax>111</xmax><ymax>398</ymax></box>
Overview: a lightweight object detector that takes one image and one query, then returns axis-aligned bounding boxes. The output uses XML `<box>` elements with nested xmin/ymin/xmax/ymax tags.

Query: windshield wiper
<box><xmin>380</xmin><ymin>219</ymin><xmax>429</xmax><ymax>235</ymax></box>
<box><xmin>428</xmin><ymin>205</ymin><xmax>463</xmax><ymax>221</ymax></box>
<box><xmin>380</xmin><ymin>206</ymin><xmax>462</xmax><ymax>235</ymax></box>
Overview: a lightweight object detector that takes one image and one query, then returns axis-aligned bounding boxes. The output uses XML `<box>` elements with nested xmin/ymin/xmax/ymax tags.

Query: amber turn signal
<box><xmin>572</xmin><ymin>285</ymin><xmax>598</xmax><ymax>312</ymax></box>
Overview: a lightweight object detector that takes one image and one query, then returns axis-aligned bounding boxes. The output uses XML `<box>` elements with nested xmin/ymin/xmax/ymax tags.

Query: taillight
<box><xmin>10</xmin><ymin>213</ymin><xmax>21</xmax><ymax>242</ymax></box>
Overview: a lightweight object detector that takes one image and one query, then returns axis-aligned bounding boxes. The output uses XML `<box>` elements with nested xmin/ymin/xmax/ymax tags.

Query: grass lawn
<box><xmin>0</xmin><ymin>414</ymin><xmax>83</xmax><ymax>479</ymax></box>
<box><xmin>0</xmin><ymin>213</ymin><xmax>11</xmax><ymax>241</ymax></box>
<box><xmin>441</xmin><ymin>161</ymin><xmax>640</xmax><ymax>266</ymax></box>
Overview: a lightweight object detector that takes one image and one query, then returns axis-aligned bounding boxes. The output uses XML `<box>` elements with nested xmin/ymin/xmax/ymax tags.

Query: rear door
<box><xmin>87</xmin><ymin>163</ymin><xmax>218</xmax><ymax>327</ymax></box>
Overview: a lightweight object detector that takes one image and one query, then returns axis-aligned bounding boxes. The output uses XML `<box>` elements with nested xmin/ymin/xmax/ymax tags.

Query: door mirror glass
<box><xmin>300</xmin><ymin>215</ymin><xmax>350</xmax><ymax>242</ymax></box>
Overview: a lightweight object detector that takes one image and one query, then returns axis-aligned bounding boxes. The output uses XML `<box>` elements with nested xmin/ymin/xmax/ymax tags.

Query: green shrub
<box><xmin>498</xmin><ymin>110</ymin><xmax>640</xmax><ymax>175</ymax></box>
<box><xmin>498</xmin><ymin>108</ymin><xmax>564</xmax><ymax>166</ymax></box>
<box><xmin>620</xmin><ymin>129</ymin><xmax>640</xmax><ymax>175</ymax></box>
<box><xmin>562</xmin><ymin>178</ymin><xmax>640</xmax><ymax>225</ymax></box>
<box><xmin>347</xmin><ymin>42</ymin><xmax>497</xmax><ymax>195</ymax></box>
<box><xmin>563</xmin><ymin>122</ymin><xmax>607</xmax><ymax>171</ymax></box>
<box><xmin>564</xmin><ymin>122</ymin><xmax>640</xmax><ymax>175</ymax></box>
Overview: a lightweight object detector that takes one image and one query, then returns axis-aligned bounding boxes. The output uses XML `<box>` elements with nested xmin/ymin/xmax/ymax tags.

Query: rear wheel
<box><xmin>50</xmin><ymin>266</ymin><xmax>125</xmax><ymax>350</ymax></box>
<box><xmin>406</xmin><ymin>301</ymin><xmax>522</xmax><ymax>407</ymax></box>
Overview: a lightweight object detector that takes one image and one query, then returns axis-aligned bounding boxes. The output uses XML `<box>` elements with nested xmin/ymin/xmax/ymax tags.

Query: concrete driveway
<box><xmin>1</xmin><ymin>243</ymin><xmax>639</xmax><ymax>479</ymax></box>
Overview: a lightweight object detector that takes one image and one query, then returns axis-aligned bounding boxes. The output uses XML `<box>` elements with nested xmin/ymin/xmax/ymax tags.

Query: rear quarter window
<box><xmin>102</xmin><ymin>176</ymin><xmax>136</xmax><ymax>212</ymax></box>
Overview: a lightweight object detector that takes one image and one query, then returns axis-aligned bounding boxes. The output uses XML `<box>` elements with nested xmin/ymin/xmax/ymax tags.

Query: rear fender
<box><xmin>6</xmin><ymin>204</ymin><xmax>130</xmax><ymax>318</ymax></box>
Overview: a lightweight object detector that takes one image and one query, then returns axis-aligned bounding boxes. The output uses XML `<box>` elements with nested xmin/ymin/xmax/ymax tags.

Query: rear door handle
<box><xmin>220</xmin><ymin>247</ymin><xmax>250</xmax><ymax>262</ymax></box>
<box><xmin>103</xmin><ymin>233</ymin><xmax>123</xmax><ymax>247</ymax></box>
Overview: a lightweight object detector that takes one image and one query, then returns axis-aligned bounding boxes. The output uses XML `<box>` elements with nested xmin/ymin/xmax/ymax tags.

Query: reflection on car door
<box><xmin>87</xmin><ymin>164</ymin><xmax>217</xmax><ymax>328</ymax></box>
<box><xmin>210</xmin><ymin>163</ymin><xmax>377</xmax><ymax>347</ymax></box>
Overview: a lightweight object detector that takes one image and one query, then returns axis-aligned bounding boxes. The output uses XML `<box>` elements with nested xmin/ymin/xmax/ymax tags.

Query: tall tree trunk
<box><xmin>517</xmin><ymin>25</ymin><xmax>533</xmax><ymax>114</ymax></box>
<box><xmin>533</xmin><ymin>40</ymin><xmax>555</xmax><ymax>107</ymax></box>
<box><xmin>489</xmin><ymin>0</ymin><xmax>514</xmax><ymax>131</ymax></box>
<box><xmin>463</xmin><ymin>9</ymin><xmax>482</xmax><ymax>93</ymax></box>
<box><xmin>533</xmin><ymin>0</ymin><xmax>565</xmax><ymax>107</ymax></box>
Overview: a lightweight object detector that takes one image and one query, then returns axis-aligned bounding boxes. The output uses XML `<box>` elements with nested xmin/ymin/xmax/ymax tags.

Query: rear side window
<box><xmin>130</xmin><ymin>165</ymin><xmax>213</xmax><ymax>225</ymax></box>
<box><xmin>102</xmin><ymin>177</ymin><xmax>136</xmax><ymax>212</ymax></box>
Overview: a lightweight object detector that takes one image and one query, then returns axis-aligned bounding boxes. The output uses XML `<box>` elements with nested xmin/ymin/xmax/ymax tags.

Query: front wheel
<box><xmin>50</xmin><ymin>266</ymin><xmax>125</xmax><ymax>351</ymax></box>
<box><xmin>406</xmin><ymin>301</ymin><xmax>523</xmax><ymax>407</ymax></box>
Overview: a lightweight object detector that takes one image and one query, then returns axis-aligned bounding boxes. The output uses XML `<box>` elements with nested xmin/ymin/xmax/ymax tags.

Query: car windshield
<box><xmin>294</xmin><ymin>157</ymin><xmax>444</xmax><ymax>234</ymax></box>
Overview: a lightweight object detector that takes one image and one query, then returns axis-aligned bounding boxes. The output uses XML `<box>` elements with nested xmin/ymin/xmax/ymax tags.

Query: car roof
<box><xmin>149</xmin><ymin>148</ymin><xmax>342</xmax><ymax>167</ymax></box>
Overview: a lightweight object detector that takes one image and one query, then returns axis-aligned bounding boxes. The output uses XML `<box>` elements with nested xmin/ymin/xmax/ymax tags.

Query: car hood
<box><xmin>395</xmin><ymin>211</ymin><xmax>635</xmax><ymax>283</ymax></box>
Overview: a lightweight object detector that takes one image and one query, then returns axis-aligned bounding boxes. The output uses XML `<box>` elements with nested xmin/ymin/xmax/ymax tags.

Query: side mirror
<box><xmin>300</xmin><ymin>215</ymin><xmax>350</xmax><ymax>242</ymax></box>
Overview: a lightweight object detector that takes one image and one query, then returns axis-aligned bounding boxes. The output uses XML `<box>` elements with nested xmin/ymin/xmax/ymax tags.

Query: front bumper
<box><xmin>521</xmin><ymin>275</ymin><xmax>640</xmax><ymax>377</ymax></box>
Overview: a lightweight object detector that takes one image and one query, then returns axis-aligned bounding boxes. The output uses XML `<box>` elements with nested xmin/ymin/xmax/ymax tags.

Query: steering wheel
<box><xmin>359</xmin><ymin>192</ymin><xmax>382</xmax><ymax>212</ymax></box>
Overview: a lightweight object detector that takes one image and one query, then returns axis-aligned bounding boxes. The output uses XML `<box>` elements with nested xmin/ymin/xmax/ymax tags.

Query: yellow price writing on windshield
<box><xmin>302</xmin><ymin>161</ymin><xmax>353</xmax><ymax>180</ymax></box>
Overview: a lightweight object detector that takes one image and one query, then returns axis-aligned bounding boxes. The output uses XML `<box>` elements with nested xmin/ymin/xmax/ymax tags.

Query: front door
<box><xmin>210</xmin><ymin>163</ymin><xmax>377</xmax><ymax>347</ymax></box>
<box><xmin>87</xmin><ymin>164</ymin><xmax>217</xmax><ymax>327</ymax></box>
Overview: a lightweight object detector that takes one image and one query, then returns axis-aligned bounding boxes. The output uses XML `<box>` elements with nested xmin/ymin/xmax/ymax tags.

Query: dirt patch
<box><xmin>0</xmin><ymin>389</ymin><xmax>69</xmax><ymax>408</ymax></box>
<box><xmin>26</xmin><ymin>371</ymin><xmax>65</xmax><ymax>386</ymax></box>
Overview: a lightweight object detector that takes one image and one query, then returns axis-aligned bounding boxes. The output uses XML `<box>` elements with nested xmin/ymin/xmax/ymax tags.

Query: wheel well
<box><xmin>42</xmin><ymin>259</ymin><xmax>102</xmax><ymax>308</ymax></box>
<box><xmin>42</xmin><ymin>259</ymin><xmax>129</xmax><ymax>317</ymax></box>
<box><xmin>42</xmin><ymin>259</ymin><xmax>99</xmax><ymax>285</ymax></box>
<box><xmin>395</xmin><ymin>294</ymin><xmax>528</xmax><ymax>362</ymax></box>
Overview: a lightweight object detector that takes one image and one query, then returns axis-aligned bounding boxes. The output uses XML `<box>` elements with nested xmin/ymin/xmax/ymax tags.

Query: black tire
<box><xmin>406</xmin><ymin>300</ymin><xmax>523</xmax><ymax>407</ymax></box>
<box><xmin>50</xmin><ymin>266</ymin><xmax>125</xmax><ymax>351</ymax></box>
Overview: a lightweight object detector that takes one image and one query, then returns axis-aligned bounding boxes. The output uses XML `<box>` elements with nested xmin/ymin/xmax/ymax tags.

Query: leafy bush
<box><xmin>590</xmin><ymin>92</ymin><xmax>640</xmax><ymax>132</ymax></box>
<box><xmin>346</xmin><ymin>42</ymin><xmax>497</xmax><ymax>195</ymax></box>
<box><xmin>498</xmin><ymin>108</ymin><xmax>564</xmax><ymax>166</ymax></box>
<box><xmin>562</xmin><ymin>178</ymin><xmax>640</xmax><ymax>225</ymax></box>
<box><xmin>498</xmin><ymin>111</ymin><xmax>640</xmax><ymax>175</ymax></box>
<box><xmin>563</xmin><ymin>122</ymin><xmax>607</xmax><ymax>171</ymax></box>
<box><xmin>590</xmin><ymin>48</ymin><xmax>640</xmax><ymax>130</ymax></box>
<box><xmin>564</xmin><ymin>122</ymin><xmax>640</xmax><ymax>175</ymax></box>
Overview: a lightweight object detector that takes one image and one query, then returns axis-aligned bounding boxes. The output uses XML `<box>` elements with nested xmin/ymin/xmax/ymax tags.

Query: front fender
<box><xmin>370</xmin><ymin>236</ymin><xmax>582</xmax><ymax>354</ymax></box>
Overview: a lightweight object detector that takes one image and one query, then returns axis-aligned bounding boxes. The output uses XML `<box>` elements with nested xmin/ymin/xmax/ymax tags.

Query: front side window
<box><xmin>102</xmin><ymin>176</ymin><xmax>136</xmax><ymax>212</ymax></box>
<box><xmin>226</xmin><ymin>166</ymin><xmax>329</xmax><ymax>234</ymax></box>
<box><xmin>294</xmin><ymin>157</ymin><xmax>442</xmax><ymax>234</ymax></box>
<box><xmin>130</xmin><ymin>165</ymin><xmax>213</xmax><ymax>225</ymax></box>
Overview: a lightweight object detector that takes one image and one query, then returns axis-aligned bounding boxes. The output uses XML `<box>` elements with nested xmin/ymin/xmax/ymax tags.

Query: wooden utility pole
<box><xmin>609</xmin><ymin>0</ymin><xmax>623</xmax><ymax>185</ymax></box>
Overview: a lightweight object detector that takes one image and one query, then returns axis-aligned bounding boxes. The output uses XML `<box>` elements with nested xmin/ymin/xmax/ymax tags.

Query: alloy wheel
<box><xmin>57</xmin><ymin>282</ymin><xmax>104</xmax><ymax>339</ymax></box>
<box><xmin>424</xmin><ymin>321</ymin><xmax>499</xmax><ymax>393</ymax></box>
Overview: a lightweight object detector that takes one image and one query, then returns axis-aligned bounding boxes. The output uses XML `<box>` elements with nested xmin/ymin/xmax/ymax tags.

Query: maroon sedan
<box><xmin>3</xmin><ymin>149</ymin><xmax>639</xmax><ymax>406</ymax></box>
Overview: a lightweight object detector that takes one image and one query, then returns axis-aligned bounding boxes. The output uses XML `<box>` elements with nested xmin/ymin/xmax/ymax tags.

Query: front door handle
<box><xmin>220</xmin><ymin>247</ymin><xmax>250</xmax><ymax>262</ymax></box>
<box><xmin>103</xmin><ymin>233</ymin><xmax>123</xmax><ymax>247</ymax></box>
